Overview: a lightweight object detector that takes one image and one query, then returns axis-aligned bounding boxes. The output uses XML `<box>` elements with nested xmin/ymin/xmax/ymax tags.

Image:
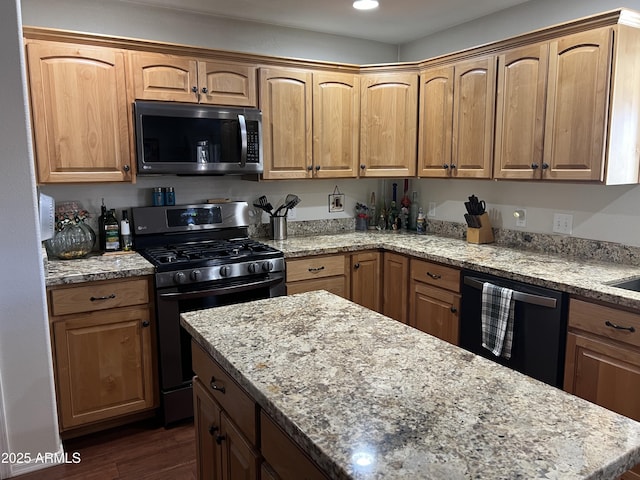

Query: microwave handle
<box><xmin>238</xmin><ymin>114</ymin><xmax>247</xmax><ymax>168</ymax></box>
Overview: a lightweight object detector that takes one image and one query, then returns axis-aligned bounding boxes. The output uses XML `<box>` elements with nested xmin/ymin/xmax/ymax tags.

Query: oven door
<box><xmin>155</xmin><ymin>272</ymin><xmax>284</xmax><ymax>424</ymax></box>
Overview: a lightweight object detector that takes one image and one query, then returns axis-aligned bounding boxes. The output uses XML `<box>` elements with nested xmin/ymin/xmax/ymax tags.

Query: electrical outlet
<box><xmin>287</xmin><ymin>206</ymin><xmax>296</xmax><ymax>220</ymax></box>
<box><xmin>553</xmin><ymin>213</ymin><xmax>573</xmax><ymax>234</ymax></box>
<box><xmin>428</xmin><ymin>202</ymin><xmax>436</xmax><ymax>217</ymax></box>
<box><xmin>514</xmin><ymin>209</ymin><xmax>526</xmax><ymax>227</ymax></box>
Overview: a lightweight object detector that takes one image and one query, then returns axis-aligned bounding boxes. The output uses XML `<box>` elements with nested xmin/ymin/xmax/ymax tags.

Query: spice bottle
<box><xmin>165</xmin><ymin>187</ymin><xmax>175</xmax><ymax>206</ymax></box>
<box><xmin>104</xmin><ymin>209</ymin><xmax>120</xmax><ymax>251</ymax></box>
<box><xmin>416</xmin><ymin>208</ymin><xmax>426</xmax><ymax>234</ymax></box>
<box><xmin>120</xmin><ymin>210</ymin><xmax>132</xmax><ymax>251</ymax></box>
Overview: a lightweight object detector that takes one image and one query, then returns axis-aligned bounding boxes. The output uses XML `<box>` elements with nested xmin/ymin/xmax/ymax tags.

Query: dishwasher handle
<box><xmin>463</xmin><ymin>276</ymin><xmax>557</xmax><ymax>309</ymax></box>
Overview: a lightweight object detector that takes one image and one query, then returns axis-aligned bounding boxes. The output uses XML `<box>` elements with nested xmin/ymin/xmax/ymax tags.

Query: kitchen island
<box><xmin>181</xmin><ymin>290</ymin><xmax>640</xmax><ymax>480</ymax></box>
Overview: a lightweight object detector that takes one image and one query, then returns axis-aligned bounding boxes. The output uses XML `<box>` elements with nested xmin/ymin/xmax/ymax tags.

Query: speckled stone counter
<box><xmin>264</xmin><ymin>231</ymin><xmax>640</xmax><ymax>310</ymax></box>
<box><xmin>181</xmin><ymin>290</ymin><xmax>640</xmax><ymax>480</ymax></box>
<box><xmin>45</xmin><ymin>252</ymin><xmax>154</xmax><ymax>286</ymax></box>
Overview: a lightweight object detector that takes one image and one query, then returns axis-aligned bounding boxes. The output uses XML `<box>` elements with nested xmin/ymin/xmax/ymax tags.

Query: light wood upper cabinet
<box><xmin>130</xmin><ymin>52</ymin><xmax>257</xmax><ymax>106</ymax></box>
<box><xmin>26</xmin><ymin>41</ymin><xmax>133</xmax><ymax>183</ymax></box>
<box><xmin>494</xmin><ymin>43</ymin><xmax>549</xmax><ymax>179</ymax></box>
<box><xmin>418</xmin><ymin>57</ymin><xmax>495</xmax><ymax>179</ymax></box>
<box><xmin>543</xmin><ymin>27</ymin><xmax>611</xmax><ymax>181</ymax></box>
<box><xmin>360</xmin><ymin>73</ymin><xmax>418</xmax><ymax>177</ymax></box>
<box><xmin>312</xmin><ymin>72</ymin><xmax>360</xmax><ymax>178</ymax></box>
<box><xmin>260</xmin><ymin>67</ymin><xmax>313</xmax><ymax>179</ymax></box>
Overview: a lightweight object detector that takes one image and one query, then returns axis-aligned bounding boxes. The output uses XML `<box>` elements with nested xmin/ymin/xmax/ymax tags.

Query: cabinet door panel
<box><xmin>260</xmin><ymin>68</ymin><xmax>312</xmax><ymax>179</ymax></box>
<box><xmin>494</xmin><ymin>44</ymin><xmax>548</xmax><ymax>179</ymax></box>
<box><xmin>221</xmin><ymin>412</ymin><xmax>259</xmax><ymax>480</ymax></box>
<box><xmin>382</xmin><ymin>252</ymin><xmax>409</xmax><ymax>323</ymax></box>
<box><xmin>544</xmin><ymin>27</ymin><xmax>612</xmax><ymax>180</ymax></box>
<box><xmin>53</xmin><ymin>306</ymin><xmax>154</xmax><ymax>429</ymax></box>
<box><xmin>199</xmin><ymin>61</ymin><xmax>257</xmax><ymax>107</ymax></box>
<box><xmin>452</xmin><ymin>57</ymin><xmax>495</xmax><ymax>178</ymax></box>
<box><xmin>410</xmin><ymin>282</ymin><xmax>460</xmax><ymax>345</ymax></box>
<box><xmin>193</xmin><ymin>379</ymin><xmax>223</xmax><ymax>480</ymax></box>
<box><xmin>130</xmin><ymin>52</ymin><xmax>198</xmax><ymax>102</ymax></box>
<box><xmin>360</xmin><ymin>73</ymin><xmax>417</xmax><ymax>177</ymax></box>
<box><xmin>351</xmin><ymin>251</ymin><xmax>381</xmax><ymax>313</ymax></box>
<box><xmin>418</xmin><ymin>67</ymin><xmax>454</xmax><ymax>178</ymax></box>
<box><xmin>27</xmin><ymin>42</ymin><xmax>132</xmax><ymax>183</ymax></box>
<box><xmin>312</xmin><ymin>72</ymin><xmax>359</xmax><ymax>177</ymax></box>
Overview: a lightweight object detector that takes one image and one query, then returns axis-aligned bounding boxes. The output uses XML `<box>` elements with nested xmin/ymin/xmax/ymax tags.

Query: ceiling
<box><xmin>117</xmin><ymin>0</ymin><xmax>531</xmax><ymax>44</ymax></box>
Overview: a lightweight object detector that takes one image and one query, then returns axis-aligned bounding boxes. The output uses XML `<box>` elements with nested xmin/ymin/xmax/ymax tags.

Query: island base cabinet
<box><xmin>193</xmin><ymin>378</ymin><xmax>260</xmax><ymax>480</ymax></box>
<box><xmin>261</xmin><ymin>411</ymin><xmax>329</xmax><ymax>480</ymax></box>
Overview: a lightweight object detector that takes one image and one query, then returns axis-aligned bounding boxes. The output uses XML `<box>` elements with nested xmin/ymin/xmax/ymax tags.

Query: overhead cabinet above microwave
<box><xmin>134</xmin><ymin>101</ymin><xmax>263</xmax><ymax>176</ymax></box>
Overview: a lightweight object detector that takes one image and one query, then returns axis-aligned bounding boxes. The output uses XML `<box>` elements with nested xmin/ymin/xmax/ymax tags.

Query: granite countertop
<box><xmin>45</xmin><ymin>251</ymin><xmax>155</xmax><ymax>286</ymax></box>
<box><xmin>265</xmin><ymin>232</ymin><xmax>640</xmax><ymax>310</ymax></box>
<box><xmin>181</xmin><ymin>290</ymin><xmax>640</xmax><ymax>480</ymax></box>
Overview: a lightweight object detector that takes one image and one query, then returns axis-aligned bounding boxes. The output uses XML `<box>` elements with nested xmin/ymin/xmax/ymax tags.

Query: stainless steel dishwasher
<box><xmin>459</xmin><ymin>270</ymin><xmax>569</xmax><ymax>388</ymax></box>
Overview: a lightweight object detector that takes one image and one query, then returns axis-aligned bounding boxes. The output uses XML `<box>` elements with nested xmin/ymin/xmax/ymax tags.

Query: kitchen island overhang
<box><xmin>181</xmin><ymin>290</ymin><xmax>640</xmax><ymax>479</ymax></box>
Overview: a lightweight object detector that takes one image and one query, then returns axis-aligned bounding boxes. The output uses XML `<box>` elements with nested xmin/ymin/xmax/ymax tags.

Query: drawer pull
<box><xmin>90</xmin><ymin>294</ymin><xmax>116</xmax><ymax>301</ymax></box>
<box><xmin>354</xmin><ymin>263</ymin><xmax>360</xmax><ymax>269</ymax></box>
<box><xmin>210</xmin><ymin>377</ymin><xmax>226</xmax><ymax>394</ymax></box>
<box><xmin>426</xmin><ymin>272</ymin><xmax>441</xmax><ymax>280</ymax></box>
<box><xmin>142</xmin><ymin>321</ymin><xmax>150</xmax><ymax>327</ymax></box>
<box><xmin>215</xmin><ymin>434</ymin><xmax>226</xmax><ymax>445</ymax></box>
<box><xmin>605</xmin><ymin>320</ymin><xmax>636</xmax><ymax>333</ymax></box>
<box><xmin>208</xmin><ymin>425</ymin><xmax>219</xmax><ymax>436</ymax></box>
<box><xmin>308</xmin><ymin>266</ymin><xmax>325</xmax><ymax>273</ymax></box>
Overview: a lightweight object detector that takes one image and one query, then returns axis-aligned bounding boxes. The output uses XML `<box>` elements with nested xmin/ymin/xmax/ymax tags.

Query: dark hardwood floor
<box><xmin>14</xmin><ymin>419</ymin><xmax>196</xmax><ymax>480</ymax></box>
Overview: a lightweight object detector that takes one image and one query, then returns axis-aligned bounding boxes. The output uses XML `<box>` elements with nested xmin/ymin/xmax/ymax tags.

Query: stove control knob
<box><xmin>219</xmin><ymin>266</ymin><xmax>231</xmax><ymax>278</ymax></box>
<box><xmin>190</xmin><ymin>270</ymin><xmax>202</xmax><ymax>282</ymax></box>
<box><xmin>248</xmin><ymin>263</ymin><xmax>259</xmax><ymax>274</ymax></box>
<box><xmin>174</xmin><ymin>272</ymin><xmax>187</xmax><ymax>284</ymax></box>
<box><xmin>262</xmin><ymin>261</ymin><xmax>274</xmax><ymax>272</ymax></box>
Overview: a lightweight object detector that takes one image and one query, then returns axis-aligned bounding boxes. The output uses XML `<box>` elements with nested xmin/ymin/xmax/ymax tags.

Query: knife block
<box><xmin>467</xmin><ymin>213</ymin><xmax>494</xmax><ymax>244</ymax></box>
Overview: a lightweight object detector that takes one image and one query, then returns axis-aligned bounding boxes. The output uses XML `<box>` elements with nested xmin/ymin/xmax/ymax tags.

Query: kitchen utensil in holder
<box><xmin>467</xmin><ymin>213</ymin><xmax>494</xmax><ymax>244</ymax></box>
<box><xmin>271</xmin><ymin>216</ymin><xmax>287</xmax><ymax>241</ymax></box>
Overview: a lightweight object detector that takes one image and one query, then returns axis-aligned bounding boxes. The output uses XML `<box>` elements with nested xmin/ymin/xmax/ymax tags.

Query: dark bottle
<box><xmin>98</xmin><ymin>199</ymin><xmax>107</xmax><ymax>251</ymax></box>
<box><xmin>104</xmin><ymin>209</ymin><xmax>120</xmax><ymax>251</ymax></box>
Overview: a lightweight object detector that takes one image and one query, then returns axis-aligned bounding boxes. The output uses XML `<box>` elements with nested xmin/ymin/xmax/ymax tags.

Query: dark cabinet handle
<box><xmin>191</xmin><ymin>86</ymin><xmax>198</xmax><ymax>93</ymax></box>
<box><xmin>208</xmin><ymin>425</ymin><xmax>218</xmax><ymax>436</ymax></box>
<box><xmin>307</xmin><ymin>165</ymin><xmax>313</xmax><ymax>171</ymax></box>
<box><xmin>541</xmin><ymin>163</ymin><xmax>549</xmax><ymax>170</ymax></box>
<box><xmin>605</xmin><ymin>320</ymin><xmax>636</xmax><ymax>333</ymax></box>
<box><xmin>360</xmin><ymin>164</ymin><xmax>366</xmax><ymax>170</ymax></box>
<box><xmin>215</xmin><ymin>434</ymin><xmax>225</xmax><ymax>445</ymax></box>
<box><xmin>450</xmin><ymin>164</ymin><xmax>456</xmax><ymax>169</ymax></box>
<box><xmin>90</xmin><ymin>294</ymin><xmax>116</xmax><ymax>301</ymax></box>
<box><xmin>209</xmin><ymin>377</ymin><xmax>226</xmax><ymax>394</ymax></box>
<box><xmin>142</xmin><ymin>321</ymin><xmax>150</xmax><ymax>327</ymax></box>
<box><xmin>450</xmin><ymin>306</ymin><xmax>457</xmax><ymax>313</ymax></box>
<box><xmin>123</xmin><ymin>164</ymin><xmax>130</xmax><ymax>172</ymax></box>
<box><xmin>531</xmin><ymin>163</ymin><xmax>539</xmax><ymax>170</ymax></box>
<box><xmin>426</xmin><ymin>272</ymin><xmax>441</xmax><ymax>279</ymax></box>
<box><xmin>443</xmin><ymin>164</ymin><xmax>449</xmax><ymax>170</ymax></box>
<box><xmin>315</xmin><ymin>165</ymin><xmax>321</xmax><ymax>171</ymax></box>
<box><xmin>308</xmin><ymin>266</ymin><xmax>325</xmax><ymax>272</ymax></box>
<box><xmin>354</xmin><ymin>263</ymin><xmax>360</xmax><ymax>269</ymax></box>
<box><xmin>201</xmin><ymin>87</ymin><xmax>208</xmax><ymax>94</ymax></box>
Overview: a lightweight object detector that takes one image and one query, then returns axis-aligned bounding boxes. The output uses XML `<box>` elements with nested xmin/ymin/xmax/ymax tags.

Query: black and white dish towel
<box><xmin>481</xmin><ymin>282</ymin><xmax>515</xmax><ymax>359</ymax></box>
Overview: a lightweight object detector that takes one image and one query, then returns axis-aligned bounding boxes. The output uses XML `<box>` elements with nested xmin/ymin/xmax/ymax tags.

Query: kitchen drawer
<box><xmin>410</xmin><ymin>259</ymin><xmax>460</xmax><ymax>293</ymax></box>
<box><xmin>569</xmin><ymin>298</ymin><xmax>640</xmax><ymax>349</ymax></box>
<box><xmin>191</xmin><ymin>340</ymin><xmax>257</xmax><ymax>444</ymax></box>
<box><xmin>260</xmin><ymin>411</ymin><xmax>328</xmax><ymax>480</ymax></box>
<box><xmin>49</xmin><ymin>277</ymin><xmax>150</xmax><ymax>317</ymax></box>
<box><xmin>286</xmin><ymin>254</ymin><xmax>346</xmax><ymax>283</ymax></box>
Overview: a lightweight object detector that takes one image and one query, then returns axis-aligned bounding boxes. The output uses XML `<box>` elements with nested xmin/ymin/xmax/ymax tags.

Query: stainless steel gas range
<box><xmin>132</xmin><ymin>202</ymin><xmax>285</xmax><ymax>425</ymax></box>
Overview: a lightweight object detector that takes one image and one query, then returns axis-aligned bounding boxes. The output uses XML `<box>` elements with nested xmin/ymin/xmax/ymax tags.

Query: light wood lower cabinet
<box><xmin>409</xmin><ymin>259</ymin><xmax>460</xmax><ymax>345</ymax></box>
<box><xmin>564</xmin><ymin>298</ymin><xmax>640</xmax><ymax>480</ymax></box>
<box><xmin>382</xmin><ymin>252</ymin><xmax>409</xmax><ymax>323</ymax></box>
<box><xmin>350</xmin><ymin>250</ymin><xmax>381</xmax><ymax>313</ymax></box>
<box><xmin>47</xmin><ymin>277</ymin><xmax>156</xmax><ymax>433</ymax></box>
<box><xmin>286</xmin><ymin>254</ymin><xmax>349</xmax><ymax>298</ymax></box>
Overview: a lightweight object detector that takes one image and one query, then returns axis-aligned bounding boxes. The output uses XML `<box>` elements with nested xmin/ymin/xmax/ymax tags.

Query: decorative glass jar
<box><xmin>45</xmin><ymin>201</ymin><xmax>96</xmax><ymax>260</ymax></box>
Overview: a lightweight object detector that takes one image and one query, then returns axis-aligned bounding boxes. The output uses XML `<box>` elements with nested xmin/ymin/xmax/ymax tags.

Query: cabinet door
<box><xmin>351</xmin><ymin>251</ymin><xmax>381</xmax><ymax>313</ymax></box>
<box><xmin>312</xmin><ymin>72</ymin><xmax>360</xmax><ymax>178</ymax></box>
<box><xmin>52</xmin><ymin>306</ymin><xmax>155</xmax><ymax>430</ymax></box>
<box><xmin>360</xmin><ymin>73</ymin><xmax>418</xmax><ymax>177</ymax></box>
<box><xmin>260</xmin><ymin>67</ymin><xmax>313</xmax><ymax>179</ymax></box>
<box><xmin>418</xmin><ymin>67</ymin><xmax>454</xmax><ymax>178</ymax></box>
<box><xmin>220</xmin><ymin>411</ymin><xmax>259</xmax><ymax>480</ymax></box>
<box><xmin>409</xmin><ymin>281</ymin><xmax>460</xmax><ymax>345</ymax></box>
<box><xmin>382</xmin><ymin>252</ymin><xmax>409</xmax><ymax>323</ymax></box>
<box><xmin>198</xmin><ymin>61</ymin><xmax>257</xmax><ymax>107</ymax></box>
<box><xmin>193</xmin><ymin>379</ymin><xmax>223</xmax><ymax>480</ymax></box>
<box><xmin>543</xmin><ymin>27</ymin><xmax>612</xmax><ymax>181</ymax></box>
<box><xmin>494</xmin><ymin>43</ymin><xmax>549</xmax><ymax>179</ymax></box>
<box><xmin>452</xmin><ymin>56</ymin><xmax>496</xmax><ymax>178</ymax></box>
<box><xmin>130</xmin><ymin>51</ymin><xmax>199</xmax><ymax>102</ymax></box>
<box><xmin>27</xmin><ymin>41</ymin><xmax>133</xmax><ymax>183</ymax></box>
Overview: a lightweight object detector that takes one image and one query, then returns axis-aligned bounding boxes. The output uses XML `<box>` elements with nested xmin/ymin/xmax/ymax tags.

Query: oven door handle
<box><xmin>463</xmin><ymin>276</ymin><xmax>557</xmax><ymax>309</ymax></box>
<box><xmin>158</xmin><ymin>277</ymin><xmax>283</xmax><ymax>301</ymax></box>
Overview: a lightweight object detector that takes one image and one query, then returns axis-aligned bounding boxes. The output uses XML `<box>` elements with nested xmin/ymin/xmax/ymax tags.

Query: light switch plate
<box><xmin>553</xmin><ymin>213</ymin><xmax>573</xmax><ymax>234</ymax></box>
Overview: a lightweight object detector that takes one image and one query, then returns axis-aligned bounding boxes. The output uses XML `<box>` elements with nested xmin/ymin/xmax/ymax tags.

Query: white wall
<box><xmin>0</xmin><ymin>1</ymin><xmax>61</xmax><ymax>478</ymax></box>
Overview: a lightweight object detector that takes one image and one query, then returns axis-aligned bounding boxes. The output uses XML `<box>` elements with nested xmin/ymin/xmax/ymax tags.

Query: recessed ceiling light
<box><xmin>353</xmin><ymin>0</ymin><xmax>379</xmax><ymax>10</ymax></box>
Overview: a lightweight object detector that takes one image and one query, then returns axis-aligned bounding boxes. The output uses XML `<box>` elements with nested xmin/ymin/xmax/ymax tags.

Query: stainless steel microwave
<box><xmin>134</xmin><ymin>101</ymin><xmax>263</xmax><ymax>175</ymax></box>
